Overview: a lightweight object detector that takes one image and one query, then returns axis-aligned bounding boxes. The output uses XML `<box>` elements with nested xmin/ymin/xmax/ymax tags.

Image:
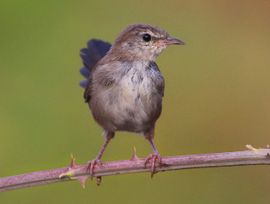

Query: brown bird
<box><xmin>79</xmin><ymin>23</ymin><xmax>184</xmax><ymax>177</ymax></box>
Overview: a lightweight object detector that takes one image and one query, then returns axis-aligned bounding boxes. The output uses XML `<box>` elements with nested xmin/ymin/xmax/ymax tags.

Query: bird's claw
<box><xmin>86</xmin><ymin>159</ymin><xmax>102</xmax><ymax>180</ymax></box>
<box><xmin>144</xmin><ymin>153</ymin><xmax>162</xmax><ymax>178</ymax></box>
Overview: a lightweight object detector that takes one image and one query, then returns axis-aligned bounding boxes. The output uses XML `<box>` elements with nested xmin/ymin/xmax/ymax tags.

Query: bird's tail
<box><xmin>79</xmin><ymin>39</ymin><xmax>111</xmax><ymax>88</ymax></box>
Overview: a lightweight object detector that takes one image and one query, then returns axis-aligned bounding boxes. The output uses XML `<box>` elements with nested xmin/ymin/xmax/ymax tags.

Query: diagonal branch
<box><xmin>0</xmin><ymin>145</ymin><xmax>269</xmax><ymax>192</ymax></box>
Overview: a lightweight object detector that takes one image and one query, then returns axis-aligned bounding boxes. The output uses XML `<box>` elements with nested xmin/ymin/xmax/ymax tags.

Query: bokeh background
<box><xmin>0</xmin><ymin>0</ymin><xmax>270</xmax><ymax>203</ymax></box>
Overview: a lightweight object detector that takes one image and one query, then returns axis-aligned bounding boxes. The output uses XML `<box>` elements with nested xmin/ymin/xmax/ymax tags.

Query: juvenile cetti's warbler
<box><xmin>79</xmin><ymin>24</ymin><xmax>184</xmax><ymax>176</ymax></box>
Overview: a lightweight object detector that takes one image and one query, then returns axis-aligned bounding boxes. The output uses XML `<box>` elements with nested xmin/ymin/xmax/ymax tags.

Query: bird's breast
<box><xmin>91</xmin><ymin>61</ymin><xmax>163</xmax><ymax>133</ymax></box>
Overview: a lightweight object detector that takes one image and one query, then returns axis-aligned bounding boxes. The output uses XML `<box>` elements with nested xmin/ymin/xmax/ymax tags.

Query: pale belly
<box><xmin>90</xmin><ymin>71</ymin><xmax>163</xmax><ymax>133</ymax></box>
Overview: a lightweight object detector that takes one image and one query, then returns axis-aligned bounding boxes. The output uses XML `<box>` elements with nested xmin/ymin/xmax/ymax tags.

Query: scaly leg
<box><xmin>144</xmin><ymin>128</ymin><xmax>162</xmax><ymax>177</ymax></box>
<box><xmin>87</xmin><ymin>131</ymin><xmax>114</xmax><ymax>178</ymax></box>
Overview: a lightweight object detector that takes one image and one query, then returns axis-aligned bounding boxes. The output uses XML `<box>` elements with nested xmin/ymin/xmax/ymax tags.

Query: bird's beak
<box><xmin>164</xmin><ymin>36</ymin><xmax>185</xmax><ymax>45</ymax></box>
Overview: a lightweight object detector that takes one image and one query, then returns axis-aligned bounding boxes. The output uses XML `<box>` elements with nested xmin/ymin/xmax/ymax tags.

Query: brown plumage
<box><xmin>79</xmin><ymin>23</ymin><xmax>184</xmax><ymax>177</ymax></box>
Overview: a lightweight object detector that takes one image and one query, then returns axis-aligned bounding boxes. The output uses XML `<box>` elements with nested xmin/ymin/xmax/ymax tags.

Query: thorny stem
<box><xmin>0</xmin><ymin>145</ymin><xmax>269</xmax><ymax>192</ymax></box>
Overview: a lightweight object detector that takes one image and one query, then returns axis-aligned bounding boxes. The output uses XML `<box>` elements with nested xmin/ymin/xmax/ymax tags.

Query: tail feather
<box><xmin>80</xmin><ymin>67</ymin><xmax>90</xmax><ymax>78</ymax></box>
<box><xmin>87</xmin><ymin>40</ymin><xmax>111</xmax><ymax>59</ymax></box>
<box><xmin>79</xmin><ymin>80</ymin><xmax>89</xmax><ymax>88</ymax></box>
<box><xmin>79</xmin><ymin>39</ymin><xmax>111</xmax><ymax>88</ymax></box>
<box><xmin>80</xmin><ymin>48</ymin><xmax>92</xmax><ymax>68</ymax></box>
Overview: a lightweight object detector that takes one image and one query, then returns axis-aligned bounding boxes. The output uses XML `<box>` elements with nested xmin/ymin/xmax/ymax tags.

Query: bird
<box><xmin>79</xmin><ymin>23</ymin><xmax>184</xmax><ymax>177</ymax></box>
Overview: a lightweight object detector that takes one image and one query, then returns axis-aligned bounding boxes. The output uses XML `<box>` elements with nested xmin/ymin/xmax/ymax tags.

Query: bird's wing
<box><xmin>149</xmin><ymin>61</ymin><xmax>165</xmax><ymax>97</ymax></box>
<box><xmin>79</xmin><ymin>39</ymin><xmax>111</xmax><ymax>102</ymax></box>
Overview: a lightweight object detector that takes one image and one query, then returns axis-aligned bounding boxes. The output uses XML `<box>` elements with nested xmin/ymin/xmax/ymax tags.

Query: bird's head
<box><xmin>112</xmin><ymin>24</ymin><xmax>184</xmax><ymax>61</ymax></box>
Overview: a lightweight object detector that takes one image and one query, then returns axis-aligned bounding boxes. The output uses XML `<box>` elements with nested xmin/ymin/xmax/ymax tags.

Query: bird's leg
<box><xmin>144</xmin><ymin>128</ymin><xmax>162</xmax><ymax>177</ymax></box>
<box><xmin>87</xmin><ymin>131</ymin><xmax>114</xmax><ymax>179</ymax></box>
<box><xmin>145</xmin><ymin>138</ymin><xmax>162</xmax><ymax>177</ymax></box>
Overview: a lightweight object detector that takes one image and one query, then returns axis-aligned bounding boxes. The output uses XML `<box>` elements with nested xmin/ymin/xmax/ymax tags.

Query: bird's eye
<box><xmin>142</xmin><ymin>33</ymin><xmax>151</xmax><ymax>42</ymax></box>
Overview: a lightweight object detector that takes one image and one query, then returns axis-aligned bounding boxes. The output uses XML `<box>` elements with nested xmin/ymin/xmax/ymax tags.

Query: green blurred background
<box><xmin>0</xmin><ymin>0</ymin><xmax>270</xmax><ymax>203</ymax></box>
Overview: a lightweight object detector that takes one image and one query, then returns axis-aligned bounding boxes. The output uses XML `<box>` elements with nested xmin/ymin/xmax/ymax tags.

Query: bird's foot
<box><xmin>144</xmin><ymin>153</ymin><xmax>162</xmax><ymax>178</ymax></box>
<box><xmin>86</xmin><ymin>159</ymin><xmax>102</xmax><ymax>180</ymax></box>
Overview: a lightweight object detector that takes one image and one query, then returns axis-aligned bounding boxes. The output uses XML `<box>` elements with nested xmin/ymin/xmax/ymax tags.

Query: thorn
<box><xmin>246</xmin><ymin>144</ymin><xmax>257</xmax><ymax>152</ymax></box>
<box><xmin>70</xmin><ymin>154</ymin><xmax>77</xmax><ymax>168</ymax></box>
<box><xmin>59</xmin><ymin>154</ymin><xmax>78</xmax><ymax>178</ymax></box>
<box><xmin>59</xmin><ymin>154</ymin><xmax>90</xmax><ymax>188</ymax></box>
<box><xmin>246</xmin><ymin>144</ymin><xmax>270</xmax><ymax>158</ymax></box>
<box><xmin>78</xmin><ymin>176</ymin><xmax>88</xmax><ymax>188</ymax></box>
<box><xmin>130</xmin><ymin>146</ymin><xmax>140</xmax><ymax>161</ymax></box>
